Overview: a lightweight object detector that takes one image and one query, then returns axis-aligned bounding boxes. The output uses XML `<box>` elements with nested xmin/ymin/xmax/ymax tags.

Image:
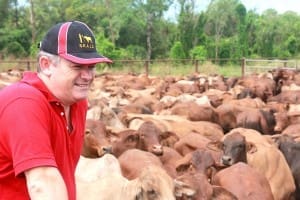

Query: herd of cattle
<box><xmin>1</xmin><ymin>68</ymin><xmax>300</xmax><ymax>199</ymax></box>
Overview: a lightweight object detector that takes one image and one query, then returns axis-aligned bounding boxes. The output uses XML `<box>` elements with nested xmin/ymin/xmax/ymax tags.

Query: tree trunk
<box><xmin>29</xmin><ymin>0</ymin><xmax>36</xmax><ymax>44</ymax></box>
<box><xmin>146</xmin><ymin>13</ymin><xmax>153</xmax><ymax>61</ymax></box>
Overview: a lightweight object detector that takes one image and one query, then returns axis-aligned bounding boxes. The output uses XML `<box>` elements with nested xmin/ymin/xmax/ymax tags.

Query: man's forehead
<box><xmin>60</xmin><ymin>56</ymin><xmax>96</xmax><ymax>67</ymax></box>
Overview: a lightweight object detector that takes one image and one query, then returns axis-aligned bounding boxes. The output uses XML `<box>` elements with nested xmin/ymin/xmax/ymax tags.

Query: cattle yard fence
<box><xmin>242</xmin><ymin>58</ymin><xmax>299</xmax><ymax>75</ymax></box>
<box><xmin>0</xmin><ymin>58</ymin><xmax>299</xmax><ymax>76</ymax></box>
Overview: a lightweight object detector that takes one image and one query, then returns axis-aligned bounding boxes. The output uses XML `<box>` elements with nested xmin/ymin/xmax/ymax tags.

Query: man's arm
<box><xmin>25</xmin><ymin>166</ymin><xmax>68</xmax><ymax>200</ymax></box>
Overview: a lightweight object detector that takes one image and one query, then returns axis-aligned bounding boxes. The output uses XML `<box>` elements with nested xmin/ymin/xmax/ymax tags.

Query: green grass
<box><xmin>216</xmin><ymin>64</ymin><xmax>242</xmax><ymax>77</ymax></box>
<box><xmin>96</xmin><ymin>60</ymin><xmax>243</xmax><ymax>78</ymax></box>
<box><xmin>0</xmin><ymin>59</ymin><xmax>243</xmax><ymax>78</ymax></box>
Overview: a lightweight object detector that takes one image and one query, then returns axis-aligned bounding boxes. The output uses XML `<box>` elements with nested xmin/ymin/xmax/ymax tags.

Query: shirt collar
<box><xmin>21</xmin><ymin>71</ymin><xmax>61</xmax><ymax>103</ymax></box>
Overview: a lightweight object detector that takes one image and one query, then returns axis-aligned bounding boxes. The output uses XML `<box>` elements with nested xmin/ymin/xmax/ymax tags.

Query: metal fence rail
<box><xmin>1</xmin><ymin>58</ymin><xmax>299</xmax><ymax>76</ymax></box>
<box><xmin>242</xmin><ymin>59</ymin><xmax>299</xmax><ymax>75</ymax></box>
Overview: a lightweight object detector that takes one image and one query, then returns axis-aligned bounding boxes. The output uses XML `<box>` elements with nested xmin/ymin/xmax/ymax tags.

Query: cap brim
<box><xmin>60</xmin><ymin>52</ymin><xmax>112</xmax><ymax>65</ymax></box>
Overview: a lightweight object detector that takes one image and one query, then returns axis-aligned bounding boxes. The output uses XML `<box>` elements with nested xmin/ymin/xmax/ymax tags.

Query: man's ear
<box><xmin>39</xmin><ymin>56</ymin><xmax>52</xmax><ymax>76</ymax></box>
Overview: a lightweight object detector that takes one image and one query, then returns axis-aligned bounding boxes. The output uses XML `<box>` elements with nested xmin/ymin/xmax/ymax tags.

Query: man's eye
<box><xmin>88</xmin><ymin>66</ymin><xmax>96</xmax><ymax>70</ymax></box>
<box><xmin>73</xmin><ymin>65</ymin><xmax>82</xmax><ymax>70</ymax></box>
<box><xmin>71</xmin><ymin>65</ymin><xmax>95</xmax><ymax>71</ymax></box>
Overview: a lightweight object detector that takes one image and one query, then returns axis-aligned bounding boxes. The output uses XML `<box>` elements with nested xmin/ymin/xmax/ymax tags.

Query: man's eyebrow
<box><xmin>70</xmin><ymin>64</ymin><xmax>95</xmax><ymax>68</ymax></box>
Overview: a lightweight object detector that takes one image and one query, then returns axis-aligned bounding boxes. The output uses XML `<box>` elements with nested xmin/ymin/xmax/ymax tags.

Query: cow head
<box><xmin>222</xmin><ymin>132</ymin><xmax>258</xmax><ymax>165</ymax></box>
<box><xmin>109</xmin><ymin>129</ymin><xmax>139</xmax><ymax>157</ymax></box>
<box><xmin>82</xmin><ymin>119</ymin><xmax>112</xmax><ymax>158</ymax></box>
<box><xmin>135</xmin><ymin>165</ymin><xmax>175</xmax><ymax>200</ymax></box>
<box><xmin>137</xmin><ymin>121</ymin><xmax>164</xmax><ymax>156</ymax></box>
<box><xmin>175</xmin><ymin>149</ymin><xmax>215</xmax><ymax>179</ymax></box>
<box><xmin>206</xmin><ymin>132</ymin><xmax>257</xmax><ymax>166</ymax></box>
<box><xmin>271</xmin><ymin>134</ymin><xmax>298</xmax><ymax>165</ymax></box>
<box><xmin>174</xmin><ymin>172</ymin><xmax>213</xmax><ymax>200</ymax></box>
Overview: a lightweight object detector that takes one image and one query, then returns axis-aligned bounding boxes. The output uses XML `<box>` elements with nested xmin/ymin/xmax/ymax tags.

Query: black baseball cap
<box><xmin>39</xmin><ymin>21</ymin><xmax>112</xmax><ymax>64</ymax></box>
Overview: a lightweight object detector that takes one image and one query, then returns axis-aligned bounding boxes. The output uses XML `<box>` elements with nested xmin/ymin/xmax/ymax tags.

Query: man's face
<box><xmin>49</xmin><ymin>57</ymin><xmax>95</xmax><ymax>105</ymax></box>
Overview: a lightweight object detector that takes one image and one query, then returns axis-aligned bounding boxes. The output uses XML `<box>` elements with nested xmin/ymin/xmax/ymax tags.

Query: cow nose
<box><xmin>221</xmin><ymin>155</ymin><xmax>232</xmax><ymax>166</ymax></box>
<box><xmin>152</xmin><ymin>145</ymin><xmax>163</xmax><ymax>156</ymax></box>
<box><xmin>103</xmin><ymin>146</ymin><xmax>113</xmax><ymax>154</ymax></box>
<box><xmin>274</xmin><ymin>125</ymin><xmax>282</xmax><ymax>132</ymax></box>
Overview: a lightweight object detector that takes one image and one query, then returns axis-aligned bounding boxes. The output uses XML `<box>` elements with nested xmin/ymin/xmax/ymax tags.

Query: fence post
<box><xmin>194</xmin><ymin>60</ymin><xmax>199</xmax><ymax>73</ymax></box>
<box><xmin>27</xmin><ymin>61</ymin><xmax>31</xmax><ymax>71</ymax></box>
<box><xmin>144</xmin><ymin>60</ymin><xmax>149</xmax><ymax>75</ymax></box>
<box><xmin>241</xmin><ymin>58</ymin><xmax>245</xmax><ymax>76</ymax></box>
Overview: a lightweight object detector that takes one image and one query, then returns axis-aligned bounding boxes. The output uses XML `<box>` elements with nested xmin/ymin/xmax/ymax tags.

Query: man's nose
<box><xmin>80</xmin><ymin>68</ymin><xmax>94</xmax><ymax>79</ymax></box>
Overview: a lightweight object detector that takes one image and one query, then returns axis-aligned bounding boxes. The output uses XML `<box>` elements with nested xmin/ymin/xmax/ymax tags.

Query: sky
<box><xmin>240</xmin><ymin>0</ymin><xmax>300</xmax><ymax>14</ymax></box>
<box><xmin>165</xmin><ymin>0</ymin><xmax>300</xmax><ymax>21</ymax></box>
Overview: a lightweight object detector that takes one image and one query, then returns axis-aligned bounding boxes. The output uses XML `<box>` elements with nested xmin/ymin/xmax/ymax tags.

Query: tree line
<box><xmin>1</xmin><ymin>0</ymin><xmax>300</xmax><ymax>63</ymax></box>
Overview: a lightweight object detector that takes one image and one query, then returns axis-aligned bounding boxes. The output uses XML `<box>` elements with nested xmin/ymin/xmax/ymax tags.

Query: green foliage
<box><xmin>219</xmin><ymin>39</ymin><xmax>231</xmax><ymax>64</ymax></box>
<box><xmin>0</xmin><ymin>27</ymin><xmax>31</xmax><ymax>58</ymax></box>
<box><xmin>1</xmin><ymin>0</ymin><xmax>300</xmax><ymax>69</ymax></box>
<box><xmin>189</xmin><ymin>45</ymin><xmax>207</xmax><ymax>60</ymax></box>
<box><xmin>30</xmin><ymin>42</ymin><xmax>40</xmax><ymax>58</ymax></box>
<box><xmin>286</xmin><ymin>35</ymin><xmax>298</xmax><ymax>55</ymax></box>
<box><xmin>0</xmin><ymin>0</ymin><xmax>10</xmax><ymax>26</ymax></box>
<box><xmin>95</xmin><ymin>33</ymin><xmax>117</xmax><ymax>60</ymax></box>
<box><xmin>170</xmin><ymin>41</ymin><xmax>186</xmax><ymax>60</ymax></box>
<box><xmin>125</xmin><ymin>45</ymin><xmax>147</xmax><ymax>59</ymax></box>
<box><xmin>177</xmin><ymin>0</ymin><xmax>200</xmax><ymax>57</ymax></box>
<box><xmin>5</xmin><ymin>41</ymin><xmax>26</xmax><ymax>57</ymax></box>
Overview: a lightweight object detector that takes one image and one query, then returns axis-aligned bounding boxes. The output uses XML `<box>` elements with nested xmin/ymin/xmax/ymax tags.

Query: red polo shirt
<box><xmin>0</xmin><ymin>72</ymin><xmax>87</xmax><ymax>200</ymax></box>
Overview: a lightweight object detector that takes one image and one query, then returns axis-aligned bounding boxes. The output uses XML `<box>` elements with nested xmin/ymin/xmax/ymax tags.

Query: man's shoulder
<box><xmin>0</xmin><ymin>81</ymin><xmax>44</xmax><ymax>100</ymax></box>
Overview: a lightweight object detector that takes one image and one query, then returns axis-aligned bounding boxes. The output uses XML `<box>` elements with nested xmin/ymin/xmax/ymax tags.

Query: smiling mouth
<box><xmin>75</xmin><ymin>83</ymin><xmax>90</xmax><ymax>88</ymax></box>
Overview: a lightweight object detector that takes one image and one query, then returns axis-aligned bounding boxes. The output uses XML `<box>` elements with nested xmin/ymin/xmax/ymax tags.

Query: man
<box><xmin>0</xmin><ymin>21</ymin><xmax>112</xmax><ymax>200</ymax></box>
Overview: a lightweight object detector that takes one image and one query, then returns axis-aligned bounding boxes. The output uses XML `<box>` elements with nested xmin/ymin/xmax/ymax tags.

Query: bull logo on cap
<box><xmin>78</xmin><ymin>33</ymin><xmax>94</xmax><ymax>49</ymax></box>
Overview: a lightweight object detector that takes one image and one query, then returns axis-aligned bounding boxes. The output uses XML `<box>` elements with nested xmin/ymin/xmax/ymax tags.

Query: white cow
<box><xmin>75</xmin><ymin>154</ymin><xmax>175</xmax><ymax>200</ymax></box>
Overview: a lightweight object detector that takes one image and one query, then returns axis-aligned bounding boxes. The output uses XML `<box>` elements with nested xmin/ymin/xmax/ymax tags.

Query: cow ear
<box><xmin>270</xmin><ymin>134</ymin><xmax>282</xmax><ymax>148</ymax></box>
<box><xmin>285</xmin><ymin>103</ymin><xmax>290</xmax><ymax>111</ymax></box>
<box><xmin>106</xmin><ymin>130</ymin><xmax>119</xmax><ymax>142</ymax></box>
<box><xmin>126</xmin><ymin>133</ymin><xmax>139</xmax><ymax>143</ymax></box>
<box><xmin>206</xmin><ymin>141</ymin><xmax>223</xmax><ymax>152</ymax></box>
<box><xmin>174</xmin><ymin>179</ymin><xmax>196</xmax><ymax>199</ymax></box>
<box><xmin>135</xmin><ymin>188</ymin><xmax>144</xmax><ymax>200</ymax></box>
<box><xmin>246</xmin><ymin>142</ymin><xmax>257</xmax><ymax>154</ymax></box>
<box><xmin>176</xmin><ymin>163</ymin><xmax>190</xmax><ymax>173</ymax></box>
<box><xmin>85</xmin><ymin>128</ymin><xmax>91</xmax><ymax>135</ymax></box>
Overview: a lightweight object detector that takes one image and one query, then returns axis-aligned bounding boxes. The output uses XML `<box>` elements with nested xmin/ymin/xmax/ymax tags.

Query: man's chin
<box><xmin>73</xmin><ymin>92</ymin><xmax>88</xmax><ymax>101</ymax></box>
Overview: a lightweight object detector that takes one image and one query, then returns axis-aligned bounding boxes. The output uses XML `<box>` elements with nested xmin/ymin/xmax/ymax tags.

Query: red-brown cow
<box><xmin>274</xmin><ymin>111</ymin><xmax>300</xmax><ymax>133</ymax></box>
<box><xmin>169</xmin><ymin>101</ymin><xmax>217</xmax><ymax>122</ymax></box>
<box><xmin>215</xmin><ymin>103</ymin><xmax>276</xmax><ymax>134</ymax></box>
<box><xmin>212</xmin><ymin>162</ymin><xmax>274</xmax><ymax>200</ymax></box>
<box><xmin>82</xmin><ymin>119</ymin><xmax>112</xmax><ymax>158</ymax></box>
<box><xmin>109</xmin><ymin>120</ymin><xmax>163</xmax><ymax>157</ymax></box>
<box><xmin>174</xmin><ymin>132</ymin><xmax>222</xmax><ymax>164</ymax></box>
<box><xmin>272</xmin><ymin>134</ymin><xmax>300</xmax><ymax>199</ymax></box>
<box><xmin>125</xmin><ymin>113</ymin><xmax>224</xmax><ymax>140</ymax></box>
<box><xmin>118</xmin><ymin>149</ymin><xmax>164</xmax><ymax>180</ymax></box>
<box><xmin>236</xmin><ymin>74</ymin><xmax>276</xmax><ymax>102</ymax></box>
<box><xmin>158</xmin><ymin>146</ymin><xmax>183</xmax><ymax>178</ymax></box>
<box><xmin>174</xmin><ymin>149</ymin><xmax>237</xmax><ymax>200</ymax></box>
<box><xmin>210</xmin><ymin>128</ymin><xmax>296</xmax><ymax>200</ymax></box>
<box><xmin>175</xmin><ymin>149</ymin><xmax>216</xmax><ymax>178</ymax></box>
<box><xmin>267</xmin><ymin>90</ymin><xmax>300</xmax><ymax>104</ymax></box>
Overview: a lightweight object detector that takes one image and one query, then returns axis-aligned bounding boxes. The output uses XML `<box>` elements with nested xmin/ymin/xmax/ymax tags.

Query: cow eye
<box><xmin>222</xmin><ymin>144</ymin><xmax>226</xmax><ymax>151</ymax></box>
<box><xmin>139</xmin><ymin>133</ymin><xmax>145</xmax><ymax>138</ymax></box>
<box><xmin>206</xmin><ymin>167</ymin><xmax>212</xmax><ymax>177</ymax></box>
<box><xmin>127</xmin><ymin>135</ymin><xmax>137</xmax><ymax>143</ymax></box>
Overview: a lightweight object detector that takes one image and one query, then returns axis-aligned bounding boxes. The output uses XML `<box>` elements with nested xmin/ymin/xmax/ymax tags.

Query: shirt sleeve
<box><xmin>1</xmin><ymin>97</ymin><xmax>57</xmax><ymax>176</ymax></box>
